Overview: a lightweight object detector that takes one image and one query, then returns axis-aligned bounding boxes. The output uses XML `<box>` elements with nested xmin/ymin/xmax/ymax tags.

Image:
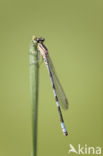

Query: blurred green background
<box><xmin>0</xmin><ymin>0</ymin><xmax>103</xmax><ymax>156</ymax></box>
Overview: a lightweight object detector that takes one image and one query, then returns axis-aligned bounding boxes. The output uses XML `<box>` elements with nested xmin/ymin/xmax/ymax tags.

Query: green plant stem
<box><xmin>30</xmin><ymin>42</ymin><xmax>39</xmax><ymax>156</ymax></box>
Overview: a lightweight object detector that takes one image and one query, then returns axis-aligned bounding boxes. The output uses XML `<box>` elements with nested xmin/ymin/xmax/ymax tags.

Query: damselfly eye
<box><xmin>32</xmin><ymin>35</ymin><xmax>38</xmax><ymax>43</ymax></box>
<box><xmin>37</xmin><ymin>37</ymin><xmax>45</xmax><ymax>43</ymax></box>
<box><xmin>32</xmin><ymin>35</ymin><xmax>37</xmax><ymax>40</ymax></box>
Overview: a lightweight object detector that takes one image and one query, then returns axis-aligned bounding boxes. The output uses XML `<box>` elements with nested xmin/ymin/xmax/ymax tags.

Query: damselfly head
<box><xmin>32</xmin><ymin>35</ymin><xmax>45</xmax><ymax>44</ymax></box>
<box><xmin>36</xmin><ymin>37</ymin><xmax>45</xmax><ymax>43</ymax></box>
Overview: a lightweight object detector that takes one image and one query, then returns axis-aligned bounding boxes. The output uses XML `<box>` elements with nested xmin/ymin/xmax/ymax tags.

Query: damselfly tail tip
<box><xmin>61</xmin><ymin>122</ymin><xmax>68</xmax><ymax>136</ymax></box>
<box><xmin>64</xmin><ymin>131</ymin><xmax>68</xmax><ymax>136</ymax></box>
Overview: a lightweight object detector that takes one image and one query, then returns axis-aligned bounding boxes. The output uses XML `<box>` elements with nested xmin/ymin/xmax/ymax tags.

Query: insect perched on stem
<box><xmin>32</xmin><ymin>35</ymin><xmax>69</xmax><ymax>136</ymax></box>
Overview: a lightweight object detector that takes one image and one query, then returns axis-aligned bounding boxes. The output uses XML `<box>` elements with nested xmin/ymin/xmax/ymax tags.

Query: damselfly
<box><xmin>32</xmin><ymin>36</ymin><xmax>69</xmax><ymax>136</ymax></box>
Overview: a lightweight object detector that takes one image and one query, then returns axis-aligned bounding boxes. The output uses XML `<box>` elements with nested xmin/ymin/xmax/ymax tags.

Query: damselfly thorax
<box><xmin>37</xmin><ymin>43</ymin><xmax>48</xmax><ymax>64</ymax></box>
